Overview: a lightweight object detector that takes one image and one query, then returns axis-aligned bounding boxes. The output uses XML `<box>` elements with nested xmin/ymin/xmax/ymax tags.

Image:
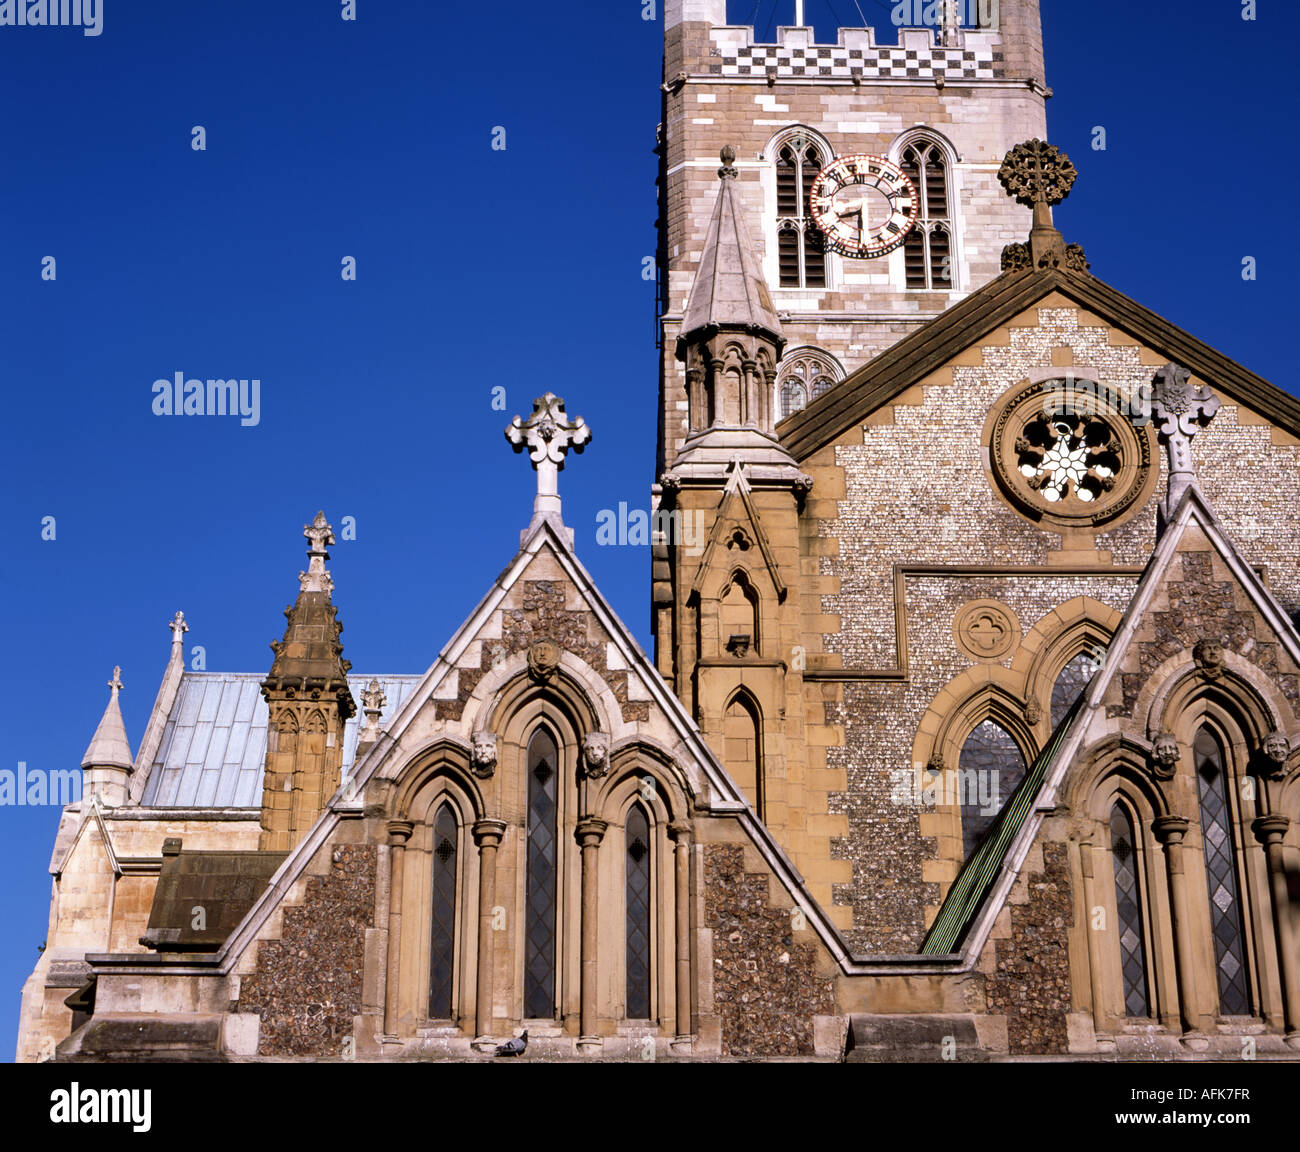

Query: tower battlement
<box><xmin>667</xmin><ymin>1</ymin><xmax>1042</xmax><ymax>85</ymax></box>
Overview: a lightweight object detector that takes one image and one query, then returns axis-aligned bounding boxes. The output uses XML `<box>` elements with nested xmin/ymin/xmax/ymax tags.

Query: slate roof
<box><xmin>138</xmin><ymin>673</ymin><xmax>421</xmax><ymax>808</ymax></box>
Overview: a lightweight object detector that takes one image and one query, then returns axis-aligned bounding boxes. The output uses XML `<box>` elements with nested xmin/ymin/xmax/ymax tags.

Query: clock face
<box><xmin>809</xmin><ymin>154</ymin><xmax>919</xmax><ymax>259</ymax></box>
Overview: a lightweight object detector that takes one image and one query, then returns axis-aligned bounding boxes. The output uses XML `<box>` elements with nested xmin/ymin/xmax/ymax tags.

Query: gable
<box><xmin>779</xmin><ymin>268</ymin><xmax>1300</xmax><ymax>462</ymax></box>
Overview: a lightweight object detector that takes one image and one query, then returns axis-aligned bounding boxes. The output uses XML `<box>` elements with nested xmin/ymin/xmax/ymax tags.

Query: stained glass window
<box><xmin>525</xmin><ymin>729</ymin><xmax>559</xmax><ymax>1019</ymax></box>
<box><xmin>626</xmin><ymin>803</ymin><xmax>652</xmax><ymax>1019</ymax></box>
<box><xmin>1194</xmin><ymin>728</ymin><xmax>1252</xmax><ymax>1016</ymax></box>
<box><xmin>428</xmin><ymin>802</ymin><xmax>458</xmax><ymax>1019</ymax></box>
<box><xmin>1109</xmin><ymin>803</ymin><xmax>1151</xmax><ymax>1018</ymax></box>
<box><xmin>958</xmin><ymin>720</ymin><xmax>1025</xmax><ymax>859</ymax></box>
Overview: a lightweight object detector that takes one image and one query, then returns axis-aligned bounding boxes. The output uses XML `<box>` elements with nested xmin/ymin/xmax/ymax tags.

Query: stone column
<box><xmin>668</xmin><ymin>821</ymin><xmax>694</xmax><ymax>1044</ymax></box>
<box><xmin>1152</xmin><ymin>816</ymin><xmax>1205</xmax><ymax>1045</ymax></box>
<box><xmin>472</xmin><ymin>818</ymin><xmax>507</xmax><ymax>1041</ymax></box>
<box><xmin>1252</xmin><ymin>814</ymin><xmax>1300</xmax><ymax>1043</ymax></box>
<box><xmin>383</xmin><ymin>820</ymin><xmax>414</xmax><ymax>1037</ymax></box>
<box><xmin>1079</xmin><ymin>841</ymin><xmax>1114</xmax><ymax>1046</ymax></box>
<box><xmin>575</xmin><ymin>817</ymin><xmax>608</xmax><ymax>1050</ymax></box>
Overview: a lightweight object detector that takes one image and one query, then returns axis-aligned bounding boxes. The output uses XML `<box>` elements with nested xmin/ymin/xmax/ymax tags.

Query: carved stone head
<box><xmin>1151</xmin><ymin>732</ymin><xmax>1181</xmax><ymax>779</ymax></box>
<box><xmin>581</xmin><ymin>732</ymin><xmax>610</xmax><ymax>778</ymax></box>
<box><xmin>1262</xmin><ymin>729</ymin><xmax>1291</xmax><ymax>776</ymax></box>
<box><xmin>527</xmin><ymin>641</ymin><xmax>561</xmax><ymax>683</ymax></box>
<box><xmin>470</xmin><ymin>731</ymin><xmax>498</xmax><ymax>778</ymax></box>
<box><xmin>1192</xmin><ymin>638</ymin><xmax>1226</xmax><ymax>678</ymax></box>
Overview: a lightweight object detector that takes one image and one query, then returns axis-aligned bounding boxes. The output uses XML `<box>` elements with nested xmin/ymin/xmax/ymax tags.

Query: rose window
<box><xmin>1014</xmin><ymin>414</ymin><xmax>1121</xmax><ymax>504</ymax></box>
<box><xmin>987</xmin><ymin>378</ymin><xmax>1156</xmax><ymax>529</ymax></box>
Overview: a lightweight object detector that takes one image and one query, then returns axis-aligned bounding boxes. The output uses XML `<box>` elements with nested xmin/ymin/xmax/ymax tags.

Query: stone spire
<box><xmin>676</xmin><ymin>146</ymin><xmax>786</xmax><ymax>436</ymax></box>
<box><xmin>82</xmin><ymin>666</ymin><xmax>134</xmax><ymax>806</ymax></box>
<box><xmin>264</xmin><ymin>512</ymin><xmax>354</xmax><ymax>700</ymax></box>
<box><xmin>997</xmin><ymin>139</ymin><xmax>1090</xmax><ymax>274</ymax></box>
<box><xmin>259</xmin><ymin>512</ymin><xmax>355</xmax><ymax>852</ymax></box>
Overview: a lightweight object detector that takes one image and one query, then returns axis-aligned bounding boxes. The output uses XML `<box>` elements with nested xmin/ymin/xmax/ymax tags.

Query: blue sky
<box><xmin>0</xmin><ymin>0</ymin><xmax>1289</xmax><ymax>1055</ymax></box>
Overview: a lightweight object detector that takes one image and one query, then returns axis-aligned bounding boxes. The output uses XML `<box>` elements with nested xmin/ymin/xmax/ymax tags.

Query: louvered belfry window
<box><xmin>1109</xmin><ymin>803</ymin><xmax>1152</xmax><ymax>1019</ymax></box>
<box><xmin>900</xmin><ymin>140</ymin><xmax>952</xmax><ymax>290</ymax></box>
<box><xmin>625</xmin><ymin>803</ymin><xmax>653</xmax><ymax>1019</ymax></box>
<box><xmin>1194</xmin><ymin>727</ymin><xmax>1252</xmax><ymax>1016</ymax></box>
<box><xmin>775</xmin><ymin>140</ymin><xmax>826</xmax><ymax>288</ymax></box>
<box><xmin>525</xmin><ymin>728</ymin><xmax>559</xmax><ymax>1019</ymax></box>
<box><xmin>428</xmin><ymin>802</ymin><xmax>458</xmax><ymax>1019</ymax></box>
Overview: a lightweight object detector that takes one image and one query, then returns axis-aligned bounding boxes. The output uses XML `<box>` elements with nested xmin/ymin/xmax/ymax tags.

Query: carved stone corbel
<box><xmin>470</xmin><ymin>731</ymin><xmax>498</xmax><ymax>779</ymax></box>
<box><xmin>1258</xmin><ymin>730</ymin><xmax>1292</xmax><ymax>781</ymax></box>
<box><xmin>1148</xmin><ymin>732</ymin><xmax>1181</xmax><ymax>781</ymax></box>
<box><xmin>527</xmin><ymin>641</ymin><xmax>561</xmax><ymax>684</ymax></box>
<box><xmin>1192</xmin><ymin>638</ymin><xmax>1226</xmax><ymax>679</ymax></box>
<box><xmin>580</xmin><ymin>732</ymin><xmax>610</xmax><ymax>779</ymax></box>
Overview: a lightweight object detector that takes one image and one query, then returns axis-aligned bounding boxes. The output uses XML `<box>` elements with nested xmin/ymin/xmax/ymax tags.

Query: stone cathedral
<box><xmin>18</xmin><ymin>0</ymin><xmax>1300</xmax><ymax>1061</ymax></box>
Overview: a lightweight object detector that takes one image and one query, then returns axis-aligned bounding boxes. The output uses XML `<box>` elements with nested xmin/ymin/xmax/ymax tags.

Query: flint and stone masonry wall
<box><xmin>237</xmin><ymin>843</ymin><xmax>376</xmax><ymax>1057</ymax></box>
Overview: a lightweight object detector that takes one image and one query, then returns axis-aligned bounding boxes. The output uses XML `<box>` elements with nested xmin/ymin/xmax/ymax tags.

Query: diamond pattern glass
<box><xmin>428</xmin><ymin>803</ymin><xmax>457</xmax><ymax>1019</ymax></box>
<box><xmin>625</xmin><ymin>804</ymin><xmax>652</xmax><ymax>1019</ymax></box>
<box><xmin>525</xmin><ymin>729</ymin><xmax>559</xmax><ymax>1019</ymax></box>
<box><xmin>1109</xmin><ymin>804</ymin><xmax>1151</xmax><ymax>1018</ymax></box>
<box><xmin>958</xmin><ymin>721</ymin><xmax>1026</xmax><ymax>859</ymax></box>
<box><xmin>1194</xmin><ymin>728</ymin><xmax>1252</xmax><ymax>1016</ymax></box>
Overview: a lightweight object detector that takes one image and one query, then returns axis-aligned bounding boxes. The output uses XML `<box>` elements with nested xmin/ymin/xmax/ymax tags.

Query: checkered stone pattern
<box><xmin>717</xmin><ymin>45</ymin><xmax>996</xmax><ymax>80</ymax></box>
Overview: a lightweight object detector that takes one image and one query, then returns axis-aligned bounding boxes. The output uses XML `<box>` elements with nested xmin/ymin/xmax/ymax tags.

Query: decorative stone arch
<box><xmin>389</xmin><ymin>759</ymin><xmax>484</xmax><ymax>1035</ymax></box>
<box><xmin>914</xmin><ymin>671</ymin><xmax>1037</xmax><ymax>906</ymax></box>
<box><xmin>720</xmin><ymin>687</ymin><xmax>764</xmax><ymax>818</ymax></box>
<box><xmin>718</xmin><ymin>566</ymin><xmax>761</xmax><ymax>656</ymax></box>
<box><xmin>1151</xmin><ymin>677</ymin><xmax>1285</xmax><ymax>1029</ymax></box>
<box><xmin>388</xmin><ymin>738</ymin><xmax>484</xmax><ymax>824</ymax></box>
<box><xmin>1012</xmin><ymin>597</ymin><xmax>1122</xmax><ymax>736</ymax></box>
<box><xmin>1073</xmin><ymin>767</ymin><xmax>1178</xmax><ymax>1037</ymax></box>
<box><xmin>590</xmin><ymin>758</ymin><xmax>678</xmax><ymax>1027</ymax></box>
<box><xmin>463</xmin><ymin>647</ymin><xmax>627</xmax><ymax>745</ymax></box>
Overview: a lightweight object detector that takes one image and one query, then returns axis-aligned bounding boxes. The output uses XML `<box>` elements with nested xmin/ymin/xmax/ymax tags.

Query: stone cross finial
<box><xmin>998</xmin><ymin>140</ymin><xmax>1083</xmax><ymax>271</ymax></box>
<box><xmin>300</xmin><ymin>511</ymin><xmax>335</xmax><ymax>593</ymax></box>
<box><xmin>998</xmin><ymin>139</ymin><xmax>1078</xmax><ymax>210</ymax></box>
<box><xmin>506</xmin><ymin>393</ymin><xmax>591</xmax><ymax>526</ymax></box>
<box><xmin>1150</xmin><ymin>363</ymin><xmax>1220</xmax><ymax>516</ymax></box>
<box><xmin>169</xmin><ymin>610</ymin><xmax>189</xmax><ymax>647</ymax></box>
<box><xmin>108</xmin><ymin>666</ymin><xmax>124</xmax><ymax>698</ymax></box>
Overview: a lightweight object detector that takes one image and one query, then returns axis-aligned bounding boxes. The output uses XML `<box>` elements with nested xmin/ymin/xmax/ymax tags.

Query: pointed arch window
<box><xmin>1050</xmin><ymin>652</ymin><xmax>1098</xmax><ymax>729</ymax></box>
<box><xmin>776</xmin><ymin>347</ymin><xmax>841</xmax><ymax>419</ymax></box>
<box><xmin>428</xmin><ymin>803</ymin><xmax>458</xmax><ymax>1019</ymax></box>
<box><xmin>900</xmin><ymin>139</ymin><xmax>952</xmax><ymax>291</ymax></box>
<box><xmin>775</xmin><ymin>138</ymin><xmax>827</xmax><ymax>289</ymax></box>
<box><xmin>625</xmin><ymin>803</ymin><xmax>653</xmax><ymax>1019</ymax></box>
<box><xmin>1108</xmin><ymin>802</ymin><xmax>1152</xmax><ymax>1019</ymax></box>
<box><xmin>957</xmin><ymin>720</ymin><xmax>1026</xmax><ymax>859</ymax></box>
<box><xmin>1193</xmin><ymin>727</ymin><xmax>1252</xmax><ymax>1016</ymax></box>
<box><xmin>525</xmin><ymin>728</ymin><xmax>559</xmax><ymax>1019</ymax></box>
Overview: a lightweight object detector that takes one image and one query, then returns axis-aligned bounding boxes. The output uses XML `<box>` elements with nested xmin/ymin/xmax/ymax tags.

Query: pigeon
<box><xmin>494</xmin><ymin>1029</ymin><xmax>528</xmax><ymax>1057</ymax></box>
